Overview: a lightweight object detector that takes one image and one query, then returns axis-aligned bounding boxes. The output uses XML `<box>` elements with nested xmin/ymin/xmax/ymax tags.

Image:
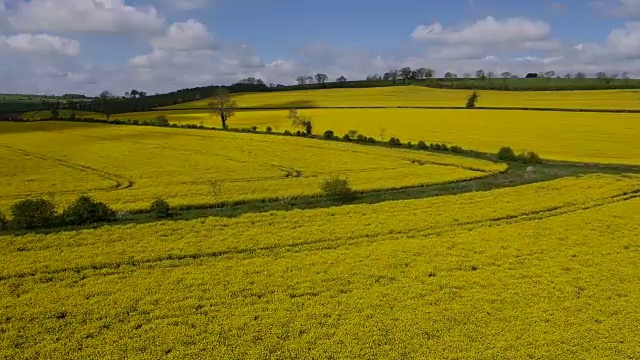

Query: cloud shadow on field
<box><xmin>248</xmin><ymin>100</ymin><xmax>318</xmax><ymax>109</ymax></box>
<box><xmin>0</xmin><ymin>120</ymin><xmax>101</xmax><ymax>135</ymax></box>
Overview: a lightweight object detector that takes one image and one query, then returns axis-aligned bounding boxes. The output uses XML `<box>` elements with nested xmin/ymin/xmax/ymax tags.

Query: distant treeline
<box><xmin>5</xmin><ymin>72</ymin><xmax>640</xmax><ymax>117</ymax></box>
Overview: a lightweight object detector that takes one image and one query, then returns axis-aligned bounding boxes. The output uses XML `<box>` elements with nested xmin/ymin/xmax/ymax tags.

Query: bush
<box><xmin>323</xmin><ymin>130</ymin><xmax>335</xmax><ymax>139</ymax></box>
<box><xmin>150</xmin><ymin>198</ymin><xmax>171</xmax><ymax>219</ymax></box>
<box><xmin>417</xmin><ymin>141</ymin><xmax>429</xmax><ymax>150</ymax></box>
<box><xmin>367</xmin><ymin>137</ymin><xmax>377</xmax><ymax>143</ymax></box>
<box><xmin>342</xmin><ymin>133</ymin><xmax>352</xmax><ymax>141</ymax></box>
<box><xmin>388</xmin><ymin>137</ymin><xmax>402</xmax><ymax>146</ymax></box>
<box><xmin>319</xmin><ymin>176</ymin><xmax>355</xmax><ymax>202</ymax></box>
<box><xmin>250</xmin><ymin>126</ymin><xmax>258</xmax><ymax>132</ymax></box>
<box><xmin>154</xmin><ymin>115</ymin><xmax>170</xmax><ymax>127</ymax></box>
<box><xmin>0</xmin><ymin>210</ymin><xmax>8</xmax><ymax>231</ymax></box>
<box><xmin>61</xmin><ymin>195</ymin><xmax>115</xmax><ymax>226</ymax></box>
<box><xmin>466</xmin><ymin>91</ymin><xmax>480</xmax><ymax>108</ymax></box>
<box><xmin>283</xmin><ymin>130</ymin><xmax>293</xmax><ymax>136</ymax></box>
<box><xmin>406</xmin><ymin>141</ymin><xmax>413</xmax><ymax>148</ymax></box>
<box><xmin>10</xmin><ymin>198</ymin><xmax>57</xmax><ymax>230</ymax></box>
<box><xmin>432</xmin><ymin>143</ymin><xmax>443</xmax><ymax>151</ymax></box>
<box><xmin>450</xmin><ymin>145</ymin><xmax>465</xmax><ymax>154</ymax></box>
<box><xmin>524</xmin><ymin>151</ymin><xmax>543</xmax><ymax>164</ymax></box>
<box><xmin>295</xmin><ymin>130</ymin><xmax>303</xmax><ymax>137</ymax></box>
<box><xmin>266</xmin><ymin>126</ymin><xmax>273</xmax><ymax>134</ymax></box>
<box><xmin>355</xmin><ymin>134</ymin><xmax>366</xmax><ymax>142</ymax></box>
<box><xmin>440</xmin><ymin>143</ymin><xmax>450</xmax><ymax>151</ymax></box>
<box><xmin>497</xmin><ymin>147</ymin><xmax>517</xmax><ymax>161</ymax></box>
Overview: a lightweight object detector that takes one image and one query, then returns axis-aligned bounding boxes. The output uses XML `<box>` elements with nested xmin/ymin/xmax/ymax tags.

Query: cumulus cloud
<box><xmin>9</xmin><ymin>0</ymin><xmax>166</xmax><ymax>36</ymax></box>
<box><xmin>151</xmin><ymin>20</ymin><xmax>214</xmax><ymax>51</ymax></box>
<box><xmin>412</xmin><ymin>17</ymin><xmax>551</xmax><ymax>44</ymax></box>
<box><xmin>0</xmin><ymin>33</ymin><xmax>80</xmax><ymax>56</ymax></box>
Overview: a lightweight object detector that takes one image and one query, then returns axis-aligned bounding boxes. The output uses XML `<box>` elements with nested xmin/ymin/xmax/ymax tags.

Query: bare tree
<box><xmin>501</xmin><ymin>72</ymin><xmax>512</xmax><ymax>79</ymax></box>
<box><xmin>288</xmin><ymin>109</ymin><xmax>313</xmax><ymax>135</ymax></box>
<box><xmin>296</xmin><ymin>76</ymin><xmax>307</xmax><ymax>85</ymax></box>
<box><xmin>208</xmin><ymin>89</ymin><xmax>236</xmax><ymax>129</ymax></box>
<box><xmin>336</xmin><ymin>76</ymin><xmax>347</xmax><ymax>83</ymax></box>
<box><xmin>475</xmin><ymin>70</ymin><xmax>486</xmax><ymax>79</ymax></box>
<box><xmin>315</xmin><ymin>73</ymin><xmax>328</xmax><ymax>84</ymax></box>
<box><xmin>306</xmin><ymin>76</ymin><xmax>314</xmax><ymax>84</ymax></box>
<box><xmin>486</xmin><ymin>71</ymin><xmax>495</xmax><ymax>78</ymax></box>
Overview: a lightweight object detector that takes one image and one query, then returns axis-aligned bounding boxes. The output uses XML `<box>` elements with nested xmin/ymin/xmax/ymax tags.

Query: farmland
<box><xmin>160</xmin><ymin>86</ymin><xmax>640</xmax><ymax>111</ymax></box>
<box><xmin>1</xmin><ymin>174</ymin><xmax>639</xmax><ymax>358</ymax></box>
<box><xmin>117</xmin><ymin>108</ymin><xmax>640</xmax><ymax>165</ymax></box>
<box><xmin>3</xmin><ymin>83</ymin><xmax>640</xmax><ymax>359</ymax></box>
<box><xmin>0</xmin><ymin>121</ymin><xmax>503</xmax><ymax>212</ymax></box>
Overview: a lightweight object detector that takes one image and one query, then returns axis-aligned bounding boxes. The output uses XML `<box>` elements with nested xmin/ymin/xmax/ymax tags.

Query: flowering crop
<box><xmin>1</xmin><ymin>174</ymin><xmax>639</xmax><ymax>358</ymax></box>
<box><xmin>0</xmin><ymin>121</ymin><xmax>502</xmax><ymax>212</ymax></box>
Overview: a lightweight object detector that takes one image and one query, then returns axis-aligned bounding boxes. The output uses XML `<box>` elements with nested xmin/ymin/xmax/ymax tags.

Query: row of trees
<box><xmin>362</xmin><ymin>69</ymin><xmax>632</xmax><ymax>82</ymax></box>
<box><xmin>295</xmin><ymin>74</ymin><xmax>347</xmax><ymax>85</ymax></box>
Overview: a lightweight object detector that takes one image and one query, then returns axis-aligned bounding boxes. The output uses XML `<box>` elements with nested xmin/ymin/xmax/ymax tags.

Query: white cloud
<box><xmin>412</xmin><ymin>17</ymin><xmax>551</xmax><ymax>44</ymax></box>
<box><xmin>9</xmin><ymin>0</ymin><xmax>166</xmax><ymax>36</ymax></box>
<box><xmin>151</xmin><ymin>20</ymin><xmax>214</xmax><ymax>51</ymax></box>
<box><xmin>170</xmin><ymin>0</ymin><xmax>212</xmax><ymax>10</ymax></box>
<box><xmin>610</xmin><ymin>0</ymin><xmax>640</xmax><ymax>17</ymax></box>
<box><xmin>0</xmin><ymin>33</ymin><xmax>80</xmax><ymax>56</ymax></box>
<box><xmin>606</xmin><ymin>22</ymin><xmax>640</xmax><ymax>56</ymax></box>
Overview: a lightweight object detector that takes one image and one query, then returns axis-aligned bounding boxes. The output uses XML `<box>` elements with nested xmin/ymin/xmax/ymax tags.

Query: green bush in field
<box><xmin>11</xmin><ymin>198</ymin><xmax>57</xmax><ymax>230</ymax></box>
<box><xmin>61</xmin><ymin>195</ymin><xmax>115</xmax><ymax>226</ymax></box>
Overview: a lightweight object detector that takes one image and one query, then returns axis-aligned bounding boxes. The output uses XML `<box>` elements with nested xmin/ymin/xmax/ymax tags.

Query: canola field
<box><xmin>2</xmin><ymin>174</ymin><xmax>639</xmax><ymax>358</ymax></box>
<box><xmin>161</xmin><ymin>86</ymin><xmax>640</xmax><ymax>110</ymax></box>
<box><xmin>0</xmin><ymin>121</ymin><xmax>503</xmax><ymax>212</ymax></box>
<box><xmin>123</xmin><ymin>108</ymin><xmax>640</xmax><ymax>165</ymax></box>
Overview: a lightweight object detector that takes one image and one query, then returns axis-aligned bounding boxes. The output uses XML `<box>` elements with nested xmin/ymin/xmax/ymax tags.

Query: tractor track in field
<box><xmin>0</xmin><ymin>144</ymin><xmax>134</xmax><ymax>195</ymax></box>
<box><xmin>1</xmin><ymin>188</ymin><xmax>638</xmax><ymax>282</ymax></box>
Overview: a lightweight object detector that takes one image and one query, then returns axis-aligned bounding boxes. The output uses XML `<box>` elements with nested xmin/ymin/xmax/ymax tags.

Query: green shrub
<box><xmin>497</xmin><ymin>147</ymin><xmax>517</xmax><ymax>161</ymax></box>
<box><xmin>153</xmin><ymin>115</ymin><xmax>170</xmax><ymax>127</ymax></box>
<box><xmin>367</xmin><ymin>137</ymin><xmax>377</xmax><ymax>143</ymax></box>
<box><xmin>450</xmin><ymin>145</ymin><xmax>464</xmax><ymax>154</ymax></box>
<box><xmin>319</xmin><ymin>176</ymin><xmax>355</xmax><ymax>202</ymax></box>
<box><xmin>266</xmin><ymin>126</ymin><xmax>273</xmax><ymax>134</ymax></box>
<box><xmin>525</xmin><ymin>151</ymin><xmax>543</xmax><ymax>164</ymax></box>
<box><xmin>0</xmin><ymin>210</ymin><xmax>8</xmax><ymax>231</ymax></box>
<box><xmin>10</xmin><ymin>198</ymin><xmax>57</xmax><ymax>230</ymax></box>
<box><xmin>466</xmin><ymin>91</ymin><xmax>480</xmax><ymax>108</ymax></box>
<box><xmin>388</xmin><ymin>137</ymin><xmax>402</xmax><ymax>147</ymax></box>
<box><xmin>323</xmin><ymin>130</ymin><xmax>335</xmax><ymax>139</ymax></box>
<box><xmin>150</xmin><ymin>198</ymin><xmax>171</xmax><ymax>219</ymax></box>
<box><xmin>250</xmin><ymin>126</ymin><xmax>258</xmax><ymax>132</ymax></box>
<box><xmin>433</xmin><ymin>143</ymin><xmax>443</xmax><ymax>151</ymax></box>
<box><xmin>61</xmin><ymin>195</ymin><xmax>115</xmax><ymax>226</ymax></box>
<box><xmin>417</xmin><ymin>141</ymin><xmax>428</xmax><ymax>150</ymax></box>
<box><xmin>342</xmin><ymin>133</ymin><xmax>352</xmax><ymax>141</ymax></box>
<box><xmin>283</xmin><ymin>130</ymin><xmax>293</xmax><ymax>136</ymax></box>
<box><xmin>440</xmin><ymin>143</ymin><xmax>450</xmax><ymax>151</ymax></box>
<box><xmin>355</xmin><ymin>134</ymin><xmax>366</xmax><ymax>142</ymax></box>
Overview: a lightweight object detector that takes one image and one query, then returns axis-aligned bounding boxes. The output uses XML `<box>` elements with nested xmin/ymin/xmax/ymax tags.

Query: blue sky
<box><xmin>0</xmin><ymin>0</ymin><xmax>639</xmax><ymax>94</ymax></box>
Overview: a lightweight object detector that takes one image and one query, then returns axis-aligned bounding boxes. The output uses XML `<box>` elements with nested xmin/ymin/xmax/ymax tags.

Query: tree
<box><xmin>574</xmin><ymin>72</ymin><xmax>587</xmax><ymax>79</ymax></box>
<box><xmin>383</xmin><ymin>70</ymin><xmax>398</xmax><ymax>83</ymax></box>
<box><xmin>444</xmin><ymin>72</ymin><xmax>456</xmax><ymax>79</ymax></box>
<box><xmin>544</xmin><ymin>71</ymin><xmax>556</xmax><ymax>78</ymax></box>
<box><xmin>306</xmin><ymin>76</ymin><xmax>314</xmax><ymax>84</ymax></box>
<box><xmin>400</xmin><ymin>67</ymin><xmax>413</xmax><ymax>82</ymax></box>
<box><xmin>336</xmin><ymin>76</ymin><xmax>347</xmax><ymax>83</ymax></box>
<box><xmin>564</xmin><ymin>73</ymin><xmax>573</xmax><ymax>79</ymax></box>
<box><xmin>289</xmin><ymin>109</ymin><xmax>313</xmax><ymax>135</ymax></box>
<box><xmin>501</xmin><ymin>72</ymin><xmax>512</xmax><ymax>79</ymax></box>
<box><xmin>596</xmin><ymin>72</ymin><xmax>607</xmax><ymax>79</ymax></box>
<box><xmin>315</xmin><ymin>73</ymin><xmax>328</xmax><ymax>84</ymax></box>
<box><xmin>424</xmin><ymin>68</ymin><xmax>435</xmax><ymax>78</ymax></box>
<box><xmin>208</xmin><ymin>89</ymin><xmax>236</xmax><ymax>129</ymax></box>
<box><xmin>414</xmin><ymin>68</ymin><xmax>427</xmax><ymax>79</ymax></box>
<box><xmin>466</xmin><ymin>91</ymin><xmax>480</xmax><ymax>109</ymax></box>
<box><xmin>99</xmin><ymin>90</ymin><xmax>113</xmax><ymax>120</ymax></box>
<box><xmin>476</xmin><ymin>70</ymin><xmax>486</xmax><ymax>79</ymax></box>
<box><xmin>463</xmin><ymin>73</ymin><xmax>471</xmax><ymax>79</ymax></box>
<box><xmin>486</xmin><ymin>71</ymin><xmax>495</xmax><ymax>79</ymax></box>
<box><xmin>525</xmin><ymin>73</ymin><xmax>538</xmax><ymax>78</ymax></box>
<box><xmin>296</xmin><ymin>76</ymin><xmax>307</xmax><ymax>85</ymax></box>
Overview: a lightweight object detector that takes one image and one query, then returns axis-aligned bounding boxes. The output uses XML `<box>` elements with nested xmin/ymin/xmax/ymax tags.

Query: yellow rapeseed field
<box><xmin>0</xmin><ymin>121</ymin><xmax>503</xmax><ymax>212</ymax></box>
<box><xmin>160</xmin><ymin>86</ymin><xmax>640</xmax><ymax>110</ymax></box>
<box><xmin>129</xmin><ymin>108</ymin><xmax>640</xmax><ymax>165</ymax></box>
<box><xmin>2</xmin><ymin>174</ymin><xmax>639</xmax><ymax>358</ymax></box>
